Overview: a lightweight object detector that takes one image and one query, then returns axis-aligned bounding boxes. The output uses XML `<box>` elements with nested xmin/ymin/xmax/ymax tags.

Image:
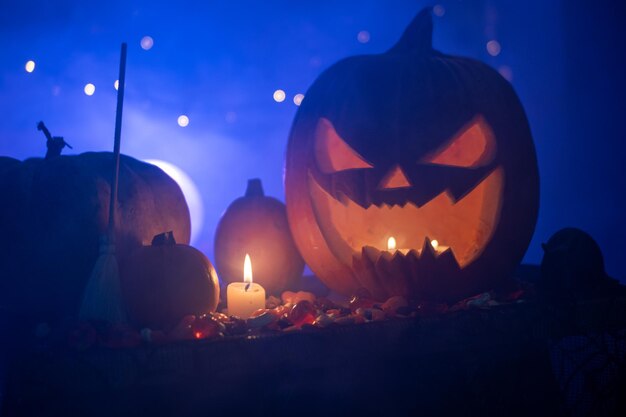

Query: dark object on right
<box><xmin>540</xmin><ymin>227</ymin><xmax>624</xmax><ymax>301</ymax></box>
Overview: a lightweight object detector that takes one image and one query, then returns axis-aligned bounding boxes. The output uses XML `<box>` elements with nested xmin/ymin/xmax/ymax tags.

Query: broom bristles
<box><xmin>79</xmin><ymin>238</ymin><xmax>126</xmax><ymax>322</ymax></box>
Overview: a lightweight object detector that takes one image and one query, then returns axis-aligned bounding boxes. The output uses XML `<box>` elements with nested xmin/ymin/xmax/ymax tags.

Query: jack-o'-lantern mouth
<box><xmin>308</xmin><ymin>167</ymin><xmax>504</xmax><ymax>268</ymax></box>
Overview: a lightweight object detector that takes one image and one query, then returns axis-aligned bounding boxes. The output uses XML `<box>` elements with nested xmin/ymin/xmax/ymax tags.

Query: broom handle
<box><xmin>107</xmin><ymin>42</ymin><xmax>127</xmax><ymax>240</ymax></box>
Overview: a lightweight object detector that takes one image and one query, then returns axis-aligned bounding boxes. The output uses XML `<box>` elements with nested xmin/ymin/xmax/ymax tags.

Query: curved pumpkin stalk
<box><xmin>36</xmin><ymin>121</ymin><xmax>72</xmax><ymax>159</ymax></box>
<box><xmin>79</xmin><ymin>43</ymin><xmax>128</xmax><ymax>323</ymax></box>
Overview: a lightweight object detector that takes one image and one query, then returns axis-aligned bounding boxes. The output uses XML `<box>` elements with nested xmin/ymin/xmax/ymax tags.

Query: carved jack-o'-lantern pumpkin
<box><xmin>285</xmin><ymin>9</ymin><xmax>539</xmax><ymax>302</ymax></box>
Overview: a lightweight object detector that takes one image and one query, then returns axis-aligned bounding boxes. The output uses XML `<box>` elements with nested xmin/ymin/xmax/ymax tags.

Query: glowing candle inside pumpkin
<box><xmin>386</xmin><ymin>236</ymin><xmax>409</xmax><ymax>255</ymax></box>
<box><xmin>226</xmin><ymin>254</ymin><xmax>266</xmax><ymax>318</ymax></box>
<box><xmin>429</xmin><ymin>239</ymin><xmax>451</xmax><ymax>256</ymax></box>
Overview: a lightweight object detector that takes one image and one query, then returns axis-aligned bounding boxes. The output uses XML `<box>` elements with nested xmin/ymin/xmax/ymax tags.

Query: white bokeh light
<box><xmin>144</xmin><ymin>159</ymin><xmax>204</xmax><ymax>245</ymax></box>
<box><xmin>84</xmin><ymin>83</ymin><xmax>96</xmax><ymax>96</ymax></box>
<box><xmin>293</xmin><ymin>93</ymin><xmax>304</xmax><ymax>106</ymax></box>
<box><xmin>177</xmin><ymin>115</ymin><xmax>190</xmax><ymax>127</ymax></box>
<box><xmin>273</xmin><ymin>89</ymin><xmax>286</xmax><ymax>102</ymax></box>
<box><xmin>114</xmin><ymin>80</ymin><xmax>119</xmax><ymax>90</ymax></box>
<box><xmin>25</xmin><ymin>60</ymin><xmax>36</xmax><ymax>73</ymax></box>
<box><xmin>140</xmin><ymin>36</ymin><xmax>154</xmax><ymax>50</ymax></box>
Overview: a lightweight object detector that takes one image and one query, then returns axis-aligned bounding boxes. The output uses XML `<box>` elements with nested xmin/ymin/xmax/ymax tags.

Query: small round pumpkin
<box><xmin>284</xmin><ymin>9</ymin><xmax>539</xmax><ymax>302</ymax></box>
<box><xmin>121</xmin><ymin>232</ymin><xmax>220</xmax><ymax>331</ymax></box>
<box><xmin>214</xmin><ymin>179</ymin><xmax>305</xmax><ymax>295</ymax></box>
<box><xmin>0</xmin><ymin>128</ymin><xmax>190</xmax><ymax>319</ymax></box>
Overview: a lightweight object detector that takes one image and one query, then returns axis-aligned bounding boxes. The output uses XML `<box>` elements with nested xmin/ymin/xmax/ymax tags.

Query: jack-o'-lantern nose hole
<box><xmin>378</xmin><ymin>165</ymin><xmax>411</xmax><ymax>190</ymax></box>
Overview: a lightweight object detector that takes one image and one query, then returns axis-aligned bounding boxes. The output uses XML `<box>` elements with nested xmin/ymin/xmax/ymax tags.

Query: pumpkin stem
<box><xmin>387</xmin><ymin>7</ymin><xmax>433</xmax><ymax>55</ymax></box>
<box><xmin>152</xmin><ymin>231</ymin><xmax>177</xmax><ymax>246</ymax></box>
<box><xmin>37</xmin><ymin>121</ymin><xmax>73</xmax><ymax>159</ymax></box>
<box><xmin>245</xmin><ymin>178</ymin><xmax>265</xmax><ymax>197</ymax></box>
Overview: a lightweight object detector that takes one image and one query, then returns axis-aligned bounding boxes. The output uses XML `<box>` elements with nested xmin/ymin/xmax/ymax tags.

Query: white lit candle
<box><xmin>227</xmin><ymin>254</ymin><xmax>266</xmax><ymax>318</ymax></box>
<box><xmin>430</xmin><ymin>239</ymin><xmax>450</xmax><ymax>256</ymax></box>
<box><xmin>387</xmin><ymin>236</ymin><xmax>409</xmax><ymax>255</ymax></box>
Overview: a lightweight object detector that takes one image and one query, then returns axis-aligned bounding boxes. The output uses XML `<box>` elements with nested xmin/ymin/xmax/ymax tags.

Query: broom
<box><xmin>79</xmin><ymin>43</ymin><xmax>128</xmax><ymax>323</ymax></box>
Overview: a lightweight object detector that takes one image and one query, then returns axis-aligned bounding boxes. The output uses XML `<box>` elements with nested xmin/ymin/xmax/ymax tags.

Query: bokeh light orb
<box><xmin>25</xmin><ymin>60</ymin><xmax>36</xmax><ymax>73</ymax></box>
<box><xmin>487</xmin><ymin>40</ymin><xmax>502</xmax><ymax>56</ymax></box>
<box><xmin>144</xmin><ymin>159</ymin><xmax>204</xmax><ymax>245</ymax></box>
<box><xmin>433</xmin><ymin>5</ymin><xmax>446</xmax><ymax>17</ymax></box>
<box><xmin>114</xmin><ymin>80</ymin><xmax>119</xmax><ymax>90</ymax></box>
<box><xmin>140</xmin><ymin>36</ymin><xmax>154</xmax><ymax>50</ymax></box>
<box><xmin>293</xmin><ymin>93</ymin><xmax>304</xmax><ymax>106</ymax></box>
<box><xmin>357</xmin><ymin>30</ymin><xmax>370</xmax><ymax>44</ymax></box>
<box><xmin>177</xmin><ymin>114</ymin><xmax>190</xmax><ymax>127</ymax></box>
<box><xmin>84</xmin><ymin>83</ymin><xmax>96</xmax><ymax>96</ymax></box>
<box><xmin>498</xmin><ymin>65</ymin><xmax>513</xmax><ymax>81</ymax></box>
<box><xmin>273</xmin><ymin>89</ymin><xmax>286</xmax><ymax>103</ymax></box>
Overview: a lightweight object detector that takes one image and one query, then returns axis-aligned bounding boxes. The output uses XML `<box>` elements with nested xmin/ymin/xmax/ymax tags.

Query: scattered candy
<box><xmin>59</xmin><ymin>287</ymin><xmax>527</xmax><ymax>350</ymax></box>
<box><xmin>382</xmin><ymin>296</ymin><xmax>408</xmax><ymax>314</ymax></box>
<box><xmin>288</xmin><ymin>300</ymin><xmax>316</xmax><ymax>327</ymax></box>
<box><xmin>313</xmin><ymin>313</ymin><xmax>334</xmax><ymax>327</ymax></box>
<box><xmin>168</xmin><ymin>315</ymin><xmax>196</xmax><ymax>341</ymax></box>
<box><xmin>281</xmin><ymin>290</ymin><xmax>316</xmax><ymax>305</ymax></box>
<box><xmin>191</xmin><ymin>315</ymin><xmax>221</xmax><ymax>340</ymax></box>
<box><xmin>266</xmin><ymin>295</ymin><xmax>282</xmax><ymax>309</ymax></box>
<box><xmin>349</xmin><ymin>295</ymin><xmax>376</xmax><ymax>310</ymax></box>
<box><xmin>247</xmin><ymin>311</ymin><xmax>278</xmax><ymax>328</ymax></box>
<box><xmin>335</xmin><ymin>316</ymin><xmax>357</xmax><ymax>326</ymax></box>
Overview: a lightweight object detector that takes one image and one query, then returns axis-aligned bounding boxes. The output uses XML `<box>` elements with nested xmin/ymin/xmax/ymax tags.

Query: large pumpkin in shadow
<box><xmin>0</xmin><ymin>141</ymin><xmax>191</xmax><ymax>319</ymax></box>
<box><xmin>284</xmin><ymin>9</ymin><xmax>539</xmax><ymax>302</ymax></box>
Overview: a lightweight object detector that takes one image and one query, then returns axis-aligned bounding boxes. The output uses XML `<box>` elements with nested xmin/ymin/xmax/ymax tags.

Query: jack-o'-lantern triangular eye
<box><xmin>315</xmin><ymin>118</ymin><xmax>373</xmax><ymax>173</ymax></box>
<box><xmin>422</xmin><ymin>116</ymin><xmax>496</xmax><ymax>168</ymax></box>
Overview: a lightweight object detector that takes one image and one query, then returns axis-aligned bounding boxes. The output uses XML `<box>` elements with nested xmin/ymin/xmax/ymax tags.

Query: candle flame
<box><xmin>387</xmin><ymin>237</ymin><xmax>396</xmax><ymax>251</ymax></box>
<box><xmin>244</xmin><ymin>253</ymin><xmax>253</xmax><ymax>285</ymax></box>
<box><xmin>431</xmin><ymin>239</ymin><xmax>439</xmax><ymax>250</ymax></box>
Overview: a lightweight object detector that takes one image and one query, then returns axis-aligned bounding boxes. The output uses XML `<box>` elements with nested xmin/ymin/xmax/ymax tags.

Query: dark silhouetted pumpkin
<box><xmin>284</xmin><ymin>9</ymin><xmax>539</xmax><ymax>302</ymax></box>
<box><xmin>120</xmin><ymin>232</ymin><xmax>220</xmax><ymax>331</ymax></box>
<box><xmin>214</xmin><ymin>179</ymin><xmax>304</xmax><ymax>295</ymax></box>
<box><xmin>0</xmin><ymin>128</ymin><xmax>191</xmax><ymax>319</ymax></box>
<box><xmin>539</xmin><ymin>228</ymin><xmax>624</xmax><ymax>302</ymax></box>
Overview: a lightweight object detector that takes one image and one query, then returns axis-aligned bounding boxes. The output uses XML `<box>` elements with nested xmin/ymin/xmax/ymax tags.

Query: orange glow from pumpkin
<box><xmin>387</xmin><ymin>237</ymin><xmax>396</xmax><ymax>251</ymax></box>
<box><xmin>431</xmin><ymin>239</ymin><xmax>439</xmax><ymax>250</ymax></box>
<box><xmin>244</xmin><ymin>254</ymin><xmax>253</xmax><ymax>285</ymax></box>
<box><xmin>378</xmin><ymin>165</ymin><xmax>412</xmax><ymax>190</ymax></box>
<box><xmin>308</xmin><ymin>167</ymin><xmax>504</xmax><ymax>268</ymax></box>
<box><xmin>315</xmin><ymin>118</ymin><xmax>373</xmax><ymax>173</ymax></box>
<box><xmin>423</xmin><ymin>116</ymin><xmax>496</xmax><ymax>168</ymax></box>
